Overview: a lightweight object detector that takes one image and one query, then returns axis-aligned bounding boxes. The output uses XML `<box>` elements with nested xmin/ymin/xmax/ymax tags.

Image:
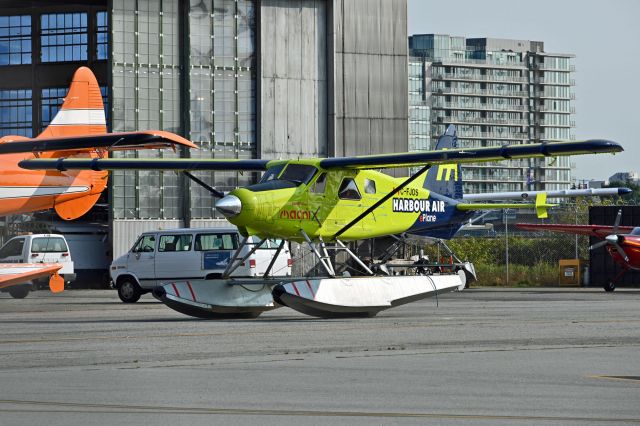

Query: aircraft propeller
<box><xmin>589</xmin><ymin>209</ymin><xmax>629</xmax><ymax>262</ymax></box>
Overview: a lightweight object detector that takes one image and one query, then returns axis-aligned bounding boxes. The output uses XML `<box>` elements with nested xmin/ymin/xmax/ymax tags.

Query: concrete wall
<box><xmin>259</xmin><ymin>0</ymin><xmax>328</xmax><ymax>158</ymax></box>
<box><xmin>329</xmin><ymin>0</ymin><xmax>408</xmax><ymax>163</ymax></box>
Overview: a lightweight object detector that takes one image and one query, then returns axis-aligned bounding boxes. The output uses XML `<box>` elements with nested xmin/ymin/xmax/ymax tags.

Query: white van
<box><xmin>0</xmin><ymin>234</ymin><xmax>76</xmax><ymax>298</ymax></box>
<box><xmin>110</xmin><ymin>227</ymin><xmax>292</xmax><ymax>303</ymax></box>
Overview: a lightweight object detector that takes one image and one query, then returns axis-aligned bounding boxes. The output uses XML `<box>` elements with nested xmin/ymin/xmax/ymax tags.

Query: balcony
<box><xmin>436</xmin><ymin>115</ymin><xmax>529</xmax><ymax>126</ymax></box>
<box><xmin>432</xmin><ymin>101</ymin><xmax>528</xmax><ymax>112</ymax></box>
<box><xmin>534</xmin><ymin>78</ymin><xmax>576</xmax><ymax>86</ymax></box>
<box><xmin>436</xmin><ymin>87</ymin><xmax>528</xmax><ymax>98</ymax></box>
<box><xmin>432</xmin><ymin>131</ymin><xmax>528</xmax><ymax>140</ymax></box>
<box><xmin>538</xmin><ymin>120</ymin><xmax>576</xmax><ymax>127</ymax></box>
<box><xmin>533</xmin><ymin>105</ymin><xmax>576</xmax><ymax>113</ymax></box>
<box><xmin>532</xmin><ymin>91</ymin><xmax>576</xmax><ymax>100</ymax></box>
<box><xmin>430</xmin><ymin>73</ymin><xmax>528</xmax><ymax>84</ymax></box>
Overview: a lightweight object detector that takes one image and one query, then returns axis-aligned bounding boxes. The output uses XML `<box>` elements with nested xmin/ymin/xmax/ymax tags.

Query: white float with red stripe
<box><xmin>153</xmin><ymin>279</ymin><xmax>276</xmax><ymax>319</ymax></box>
<box><xmin>272</xmin><ymin>272</ymin><xmax>466</xmax><ymax>318</ymax></box>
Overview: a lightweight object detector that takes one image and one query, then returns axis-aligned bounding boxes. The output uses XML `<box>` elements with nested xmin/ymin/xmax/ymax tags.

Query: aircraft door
<box><xmin>128</xmin><ymin>234</ymin><xmax>157</xmax><ymax>288</ymax></box>
<box><xmin>308</xmin><ymin>172</ymin><xmax>329</xmax><ymax>231</ymax></box>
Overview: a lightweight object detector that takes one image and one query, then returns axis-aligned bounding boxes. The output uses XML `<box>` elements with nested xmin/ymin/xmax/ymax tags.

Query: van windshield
<box><xmin>31</xmin><ymin>237</ymin><xmax>68</xmax><ymax>253</ymax></box>
<box><xmin>195</xmin><ymin>233</ymin><xmax>238</xmax><ymax>251</ymax></box>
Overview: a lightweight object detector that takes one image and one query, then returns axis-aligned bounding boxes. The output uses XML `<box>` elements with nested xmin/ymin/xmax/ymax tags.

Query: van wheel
<box><xmin>9</xmin><ymin>285</ymin><xmax>30</xmax><ymax>299</ymax></box>
<box><xmin>118</xmin><ymin>279</ymin><xmax>141</xmax><ymax>303</ymax></box>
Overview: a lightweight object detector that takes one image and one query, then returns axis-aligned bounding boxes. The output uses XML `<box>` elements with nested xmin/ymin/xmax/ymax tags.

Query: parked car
<box><xmin>0</xmin><ymin>234</ymin><xmax>76</xmax><ymax>298</ymax></box>
<box><xmin>110</xmin><ymin>227</ymin><xmax>292</xmax><ymax>303</ymax></box>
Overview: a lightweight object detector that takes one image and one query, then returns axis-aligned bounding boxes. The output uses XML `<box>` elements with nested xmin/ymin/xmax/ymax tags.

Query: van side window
<box><xmin>158</xmin><ymin>234</ymin><xmax>192</xmax><ymax>252</ymax></box>
<box><xmin>0</xmin><ymin>238</ymin><xmax>25</xmax><ymax>259</ymax></box>
<box><xmin>195</xmin><ymin>233</ymin><xmax>239</xmax><ymax>251</ymax></box>
<box><xmin>338</xmin><ymin>178</ymin><xmax>361</xmax><ymax>200</ymax></box>
<box><xmin>311</xmin><ymin>173</ymin><xmax>326</xmax><ymax>193</ymax></box>
<box><xmin>132</xmin><ymin>235</ymin><xmax>155</xmax><ymax>253</ymax></box>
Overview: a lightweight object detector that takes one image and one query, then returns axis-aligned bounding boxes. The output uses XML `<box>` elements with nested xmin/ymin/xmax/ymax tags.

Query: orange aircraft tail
<box><xmin>37</xmin><ymin>67</ymin><xmax>108</xmax><ymax>219</ymax></box>
<box><xmin>38</xmin><ymin>66</ymin><xmax>107</xmax><ymax>139</ymax></box>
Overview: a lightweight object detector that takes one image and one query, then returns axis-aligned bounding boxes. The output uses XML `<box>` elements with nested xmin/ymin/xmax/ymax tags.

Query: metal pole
<box><xmin>575</xmin><ymin>205</ymin><xmax>579</xmax><ymax>259</ymax></box>
<box><xmin>505</xmin><ymin>209</ymin><xmax>509</xmax><ymax>285</ymax></box>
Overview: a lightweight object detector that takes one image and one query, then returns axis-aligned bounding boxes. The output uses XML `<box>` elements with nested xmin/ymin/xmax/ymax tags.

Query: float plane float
<box><xmin>0</xmin><ymin>67</ymin><xmax>195</xmax><ymax>298</ymax></box>
<box><xmin>22</xmin><ymin>112</ymin><xmax>625</xmax><ymax>317</ymax></box>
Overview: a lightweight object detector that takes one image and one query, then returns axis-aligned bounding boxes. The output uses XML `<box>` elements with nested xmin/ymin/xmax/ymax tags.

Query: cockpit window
<box><xmin>631</xmin><ymin>227</ymin><xmax>640</xmax><ymax>236</ymax></box>
<box><xmin>278</xmin><ymin>164</ymin><xmax>318</xmax><ymax>186</ymax></box>
<box><xmin>338</xmin><ymin>178</ymin><xmax>362</xmax><ymax>200</ymax></box>
<box><xmin>259</xmin><ymin>164</ymin><xmax>286</xmax><ymax>183</ymax></box>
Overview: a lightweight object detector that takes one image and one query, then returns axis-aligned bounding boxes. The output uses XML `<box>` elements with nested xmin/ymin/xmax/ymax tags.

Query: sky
<box><xmin>407</xmin><ymin>0</ymin><xmax>640</xmax><ymax>182</ymax></box>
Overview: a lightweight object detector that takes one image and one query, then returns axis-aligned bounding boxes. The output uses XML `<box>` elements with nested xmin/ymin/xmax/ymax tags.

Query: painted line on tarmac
<box><xmin>0</xmin><ymin>399</ymin><xmax>638</xmax><ymax>422</ymax></box>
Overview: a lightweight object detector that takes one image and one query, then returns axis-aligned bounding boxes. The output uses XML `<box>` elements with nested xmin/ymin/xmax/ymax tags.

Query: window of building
<box><xmin>41</xmin><ymin>12</ymin><xmax>88</xmax><ymax>62</ymax></box>
<box><xmin>158</xmin><ymin>234</ymin><xmax>193</xmax><ymax>252</ymax></box>
<box><xmin>0</xmin><ymin>89</ymin><xmax>32</xmax><ymax>137</ymax></box>
<box><xmin>0</xmin><ymin>15</ymin><xmax>31</xmax><ymax>65</ymax></box>
<box><xmin>338</xmin><ymin>178</ymin><xmax>362</xmax><ymax>200</ymax></box>
<box><xmin>96</xmin><ymin>11</ymin><xmax>108</xmax><ymax>60</ymax></box>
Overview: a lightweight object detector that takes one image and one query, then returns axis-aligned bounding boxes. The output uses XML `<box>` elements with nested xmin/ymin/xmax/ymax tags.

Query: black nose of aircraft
<box><xmin>215</xmin><ymin>194</ymin><xmax>242</xmax><ymax>218</ymax></box>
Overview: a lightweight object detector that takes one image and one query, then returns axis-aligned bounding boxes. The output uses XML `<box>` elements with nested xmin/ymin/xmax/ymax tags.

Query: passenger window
<box><xmin>338</xmin><ymin>178</ymin><xmax>362</xmax><ymax>200</ymax></box>
<box><xmin>0</xmin><ymin>238</ymin><xmax>25</xmax><ymax>259</ymax></box>
<box><xmin>158</xmin><ymin>234</ymin><xmax>192</xmax><ymax>252</ymax></box>
<box><xmin>364</xmin><ymin>178</ymin><xmax>376</xmax><ymax>194</ymax></box>
<box><xmin>132</xmin><ymin>235</ymin><xmax>155</xmax><ymax>253</ymax></box>
<box><xmin>195</xmin><ymin>233</ymin><xmax>239</xmax><ymax>251</ymax></box>
<box><xmin>311</xmin><ymin>173</ymin><xmax>326</xmax><ymax>193</ymax></box>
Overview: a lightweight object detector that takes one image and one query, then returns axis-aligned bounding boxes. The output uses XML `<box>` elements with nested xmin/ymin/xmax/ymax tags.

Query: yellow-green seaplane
<box><xmin>20</xmin><ymin>126</ymin><xmax>624</xmax><ymax>318</ymax></box>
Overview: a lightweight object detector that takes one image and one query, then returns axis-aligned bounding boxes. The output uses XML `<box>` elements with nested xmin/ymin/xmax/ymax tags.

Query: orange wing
<box><xmin>515</xmin><ymin>223</ymin><xmax>635</xmax><ymax>238</ymax></box>
<box><xmin>0</xmin><ymin>263</ymin><xmax>64</xmax><ymax>293</ymax></box>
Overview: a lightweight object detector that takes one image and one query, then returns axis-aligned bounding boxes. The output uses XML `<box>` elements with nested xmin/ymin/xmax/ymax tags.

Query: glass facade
<box><xmin>110</xmin><ymin>0</ymin><xmax>257</xmax><ymax>220</ymax></box>
<box><xmin>96</xmin><ymin>11</ymin><xmax>107</xmax><ymax>60</ymax></box>
<box><xmin>0</xmin><ymin>89</ymin><xmax>32</xmax><ymax>137</ymax></box>
<box><xmin>0</xmin><ymin>15</ymin><xmax>31</xmax><ymax>65</ymax></box>
<box><xmin>187</xmin><ymin>0</ymin><xmax>256</xmax><ymax>219</ymax></box>
<box><xmin>409</xmin><ymin>34</ymin><xmax>575</xmax><ymax>193</ymax></box>
<box><xmin>41</xmin><ymin>12</ymin><xmax>88</xmax><ymax>62</ymax></box>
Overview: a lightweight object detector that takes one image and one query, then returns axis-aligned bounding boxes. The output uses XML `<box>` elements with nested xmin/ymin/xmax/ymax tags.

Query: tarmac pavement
<box><xmin>1</xmin><ymin>287</ymin><xmax>639</xmax><ymax>425</ymax></box>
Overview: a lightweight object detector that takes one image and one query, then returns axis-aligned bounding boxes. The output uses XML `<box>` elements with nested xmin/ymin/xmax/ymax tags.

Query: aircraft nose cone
<box><xmin>216</xmin><ymin>195</ymin><xmax>242</xmax><ymax>218</ymax></box>
<box><xmin>605</xmin><ymin>234</ymin><xmax>619</xmax><ymax>244</ymax></box>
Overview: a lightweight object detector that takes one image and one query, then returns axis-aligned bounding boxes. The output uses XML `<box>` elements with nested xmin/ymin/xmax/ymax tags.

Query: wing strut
<box><xmin>332</xmin><ymin>165</ymin><xmax>431</xmax><ymax>240</ymax></box>
<box><xmin>182</xmin><ymin>171</ymin><xmax>225</xmax><ymax>198</ymax></box>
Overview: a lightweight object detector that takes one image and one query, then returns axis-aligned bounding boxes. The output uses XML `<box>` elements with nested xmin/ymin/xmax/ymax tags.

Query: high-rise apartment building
<box><xmin>409</xmin><ymin>34</ymin><xmax>575</xmax><ymax>193</ymax></box>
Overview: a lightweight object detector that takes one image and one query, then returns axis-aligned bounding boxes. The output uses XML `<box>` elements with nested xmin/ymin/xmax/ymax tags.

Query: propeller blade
<box><xmin>589</xmin><ymin>240</ymin><xmax>608</xmax><ymax>250</ymax></box>
<box><xmin>613</xmin><ymin>243</ymin><xmax>629</xmax><ymax>262</ymax></box>
<box><xmin>613</xmin><ymin>209</ymin><xmax>623</xmax><ymax>234</ymax></box>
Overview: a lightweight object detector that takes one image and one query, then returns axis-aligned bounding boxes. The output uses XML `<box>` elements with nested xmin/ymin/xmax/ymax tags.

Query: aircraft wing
<box><xmin>463</xmin><ymin>187</ymin><xmax>631</xmax><ymax>201</ymax></box>
<box><xmin>0</xmin><ymin>263</ymin><xmax>64</xmax><ymax>292</ymax></box>
<box><xmin>0</xmin><ymin>130</ymin><xmax>196</xmax><ymax>155</ymax></box>
<box><xmin>515</xmin><ymin>223</ymin><xmax>635</xmax><ymax>238</ymax></box>
<box><xmin>18</xmin><ymin>139</ymin><xmax>622</xmax><ymax>172</ymax></box>
<box><xmin>318</xmin><ymin>140</ymin><xmax>622</xmax><ymax>169</ymax></box>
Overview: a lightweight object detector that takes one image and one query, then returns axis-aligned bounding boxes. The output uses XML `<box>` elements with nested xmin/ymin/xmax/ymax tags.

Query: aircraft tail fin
<box><xmin>423</xmin><ymin>125</ymin><xmax>463</xmax><ymax>199</ymax></box>
<box><xmin>37</xmin><ymin>66</ymin><xmax>106</xmax><ymax>140</ymax></box>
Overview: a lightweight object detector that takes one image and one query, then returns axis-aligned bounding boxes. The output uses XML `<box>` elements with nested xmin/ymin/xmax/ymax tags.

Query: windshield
<box><xmin>278</xmin><ymin>164</ymin><xmax>318</xmax><ymax>185</ymax></box>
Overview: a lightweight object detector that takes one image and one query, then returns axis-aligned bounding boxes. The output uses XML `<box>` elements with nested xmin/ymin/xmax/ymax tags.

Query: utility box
<box><xmin>559</xmin><ymin>259</ymin><xmax>586</xmax><ymax>286</ymax></box>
